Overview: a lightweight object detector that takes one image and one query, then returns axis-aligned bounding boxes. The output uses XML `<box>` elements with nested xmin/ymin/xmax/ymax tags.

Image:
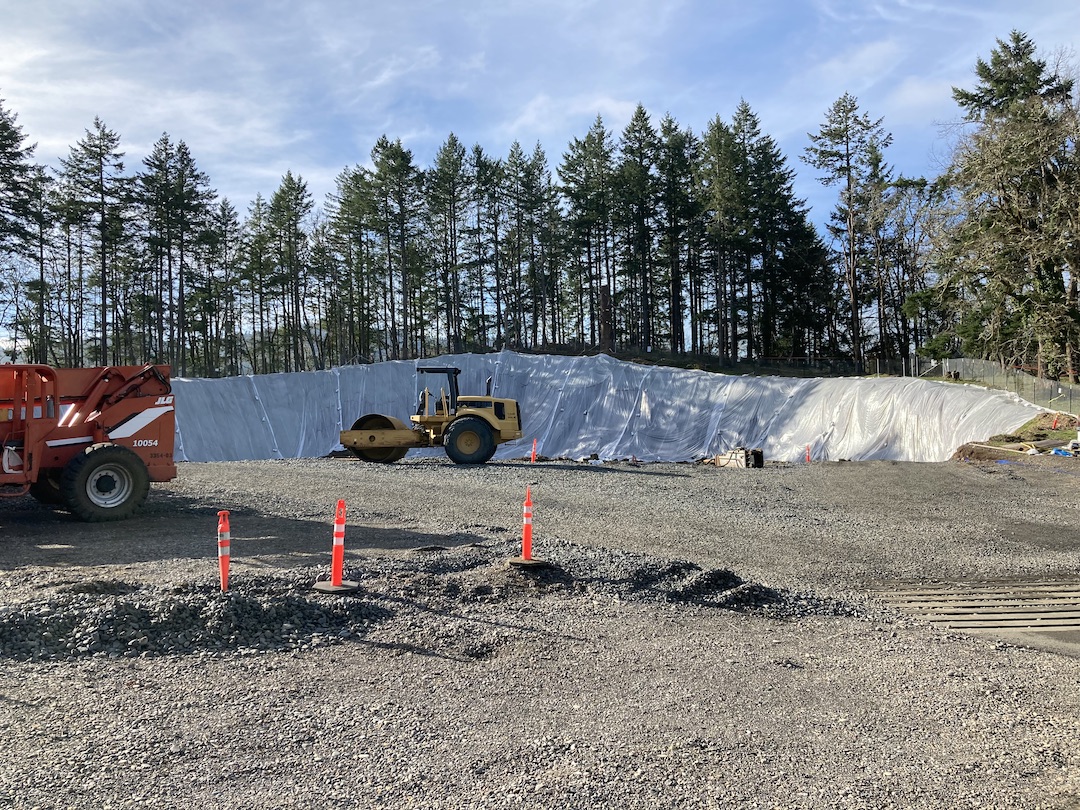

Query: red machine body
<box><xmin>0</xmin><ymin>364</ymin><xmax>176</xmax><ymax>521</ymax></box>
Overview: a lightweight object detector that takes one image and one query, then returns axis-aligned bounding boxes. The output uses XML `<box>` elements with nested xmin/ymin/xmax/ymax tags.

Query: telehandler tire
<box><xmin>347</xmin><ymin>415</ymin><xmax>409</xmax><ymax>463</ymax></box>
<box><xmin>444</xmin><ymin>416</ymin><xmax>496</xmax><ymax>465</ymax></box>
<box><xmin>29</xmin><ymin>470</ymin><xmax>64</xmax><ymax>505</ymax></box>
<box><xmin>61</xmin><ymin>443</ymin><xmax>150</xmax><ymax>522</ymax></box>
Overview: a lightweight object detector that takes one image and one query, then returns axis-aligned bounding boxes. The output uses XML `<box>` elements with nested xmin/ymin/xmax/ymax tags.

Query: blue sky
<box><xmin>2</xmin><ymin>0</ymin><xmax>1078</xmax><ymax>230</ymax></box>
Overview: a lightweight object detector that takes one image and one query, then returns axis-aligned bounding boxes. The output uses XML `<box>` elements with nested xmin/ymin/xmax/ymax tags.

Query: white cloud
<box><xmin>4</xmin><ymin>0</ymin><xmax>1080</xmax><ymax>220</ymax></box>
<box><xmin>496</xmin><ymin>93</ymin><xmax>639</xmax><ymax>155</ymax></box>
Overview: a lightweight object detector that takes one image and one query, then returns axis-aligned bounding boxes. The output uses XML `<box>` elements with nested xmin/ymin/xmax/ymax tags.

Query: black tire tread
<box><xmin>60</xmin><ymin>443</ymin><xmax>150</xmax><ymax>522</ymax></box>
<box><xmin>444</xmin><ymin>416</ymin><xmax>496</xmax><ymax>465</ymax></box>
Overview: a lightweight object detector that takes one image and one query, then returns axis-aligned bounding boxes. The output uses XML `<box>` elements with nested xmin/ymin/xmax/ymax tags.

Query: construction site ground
<box><xmin>2</xmin><ymin>453</ymin><xmax>1080</xmax><ymax>808</ymax></box>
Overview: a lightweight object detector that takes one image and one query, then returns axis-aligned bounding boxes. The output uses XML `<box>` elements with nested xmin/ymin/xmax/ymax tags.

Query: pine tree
<box><xmin>953</xmin><ymin>30</ymin><xmax>1073</xmax><ymax>119</ymax></box>
<box><xmin>268</xmin><ymin>171</ymin><xmax>314</xmax><ymax>371</ymax></box>
<box><xmin>941</xmin><ymin>32</ymin><xmax>1079</xmax><ymax>378</ymax></box>
<box><xmin>370</xmin><ymin>137</ymin><xmax>423</xmax><ymax>359</ymax></box>
<box><xmin>327</xmin><ymin>165</ymin><xmax>381</xmax><ymax>363</ymax></box>
<box><xmin>464</xmin><ymin>145</ymin><xmax>504</xmax><ymax>349</ymax></box>
<box><xmin>240</xmin><ymin>194</ymin><xmax>273</xmax><ymax>373</ymax></box>
<box><xmin>656</xmin><ymin>114</ymin><xmax>698</xmax><ymax>355</ymax></box>
<box><xmin>59</xmin><ymin>118</ymin><xmax>130</xmax><ymax>364</ymax></box>
<box><xmin>559</xmin><ymin>116</ymin><xmax>615</xmax><ymax>348</ymax></box>
<box><xmin>615</xmin><ymin>104</ymin><xmax>660</xmax><ymax>350</ymax></box>
<box><xmin>0</xmin><ymin>95</ymin><xmax>36</xmax><ymax>256</ymax></box>
<box><xmin>24</xmin><ymin>166</ymin><xmax>54</xmax><ymax>364</ymax></box>
<box><xmin>428</xmin><ymin>133</ymin><xmax>469</xmax><ymax>352</ymax></box>
<box><xmin>172</xmin><ymin>141</ymin><xmax>214</xmax><ymax>374</ymax></box>
<box><xmin>803</xmin><ymin>94</ymin><xmax>892</xmax><ymax>372</ymax></box>
<box><xmin>700</xmin><ymin>115</ymin><xmax>741</xmax><ymax>359</ymax></box>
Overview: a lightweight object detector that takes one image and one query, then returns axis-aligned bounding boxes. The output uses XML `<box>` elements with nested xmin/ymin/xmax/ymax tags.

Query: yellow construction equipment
<box><xmin>340</xmin><ymin>367</ymin><xmax>522</xmax><ymax>465</ymax></box>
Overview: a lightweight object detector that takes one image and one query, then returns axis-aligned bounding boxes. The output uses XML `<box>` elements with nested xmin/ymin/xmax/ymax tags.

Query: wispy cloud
<box><xmin>3</xmin><ymin>0</ymin><xmax>1080</xmax><ymax>222</ymax></box>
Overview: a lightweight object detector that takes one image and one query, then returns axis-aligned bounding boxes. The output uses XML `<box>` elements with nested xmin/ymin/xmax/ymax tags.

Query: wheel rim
<box><xmin>456</xmin><ymin>430</ymin><xmax>481</xmax><ymax>455</ymax></box>
<box><xmin>85</xmin><ymin>464</ymin><xmax>134</xmax><ymax>508</ymax></box>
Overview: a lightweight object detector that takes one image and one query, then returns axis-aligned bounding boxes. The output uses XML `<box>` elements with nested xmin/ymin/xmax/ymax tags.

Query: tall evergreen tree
<box><xmin>699</xmin><ymin>115</ymin><xmax>742</xmax><ymax>359</ymax></box>
<box><xmin>559</xmin><ymin>116</ymin><xmax>615</xmax><ymax>348</ymax></box>
<box><xmin>953</xmin><ymin>30</ymin><xmax>1073</xmax><ymax>118</ymax></box>
<box><xmin>656</xmin><ymin>114</ymin><xmax>698</xmax><ymax>355</ymax></box>
<box><xmin>0</xmin><ymin>95</ymin><xmax>35</xmax><ymax>256</ymax></box>
<box><xmin>172</xmin><ymin>141</ymin><xmax>214</xmax><ymax>374</ymax></box>
<box><xmin>268</xmin><ymin>171</ymin><xmax>314</xmax><ymax>371</ymax></box>
<box><xmin>464</xmin><ymin>144</ymin><xmax>504</xmax><ymax>349</ymax></box>
<box><xmin>24</xmin><ymin>166</ymin><xmax>54</xmax><ymax>364</ymax></box>
<box><xmin>240</xmin><ymin>194</ymin><xmax>273</xmax><ymax>373</ymax></box>
<box><xmin>370</xmin><ymin>136</ymin><xmax>423</xmax><ymax>359</ymax></box>
<box><xmin>428</xmin><ymin>133</ymin><xmax>470</xmax><ymax>352</ymax></box>
<box><xmin>615</xmin><ymin>104</ymin><xmax>660</xmax><ymax>350</ymax></box>
<box><xmin>59</xmin><ymin>117</ymin><xmax>130</xmax><ymax>363</ymax></box>
<box><xmin>939</xmin><ymin>31</ymin><xmax>1079</xmax><ymax>378</ymax></box>
<box><xmin>327</xmin><ymin>165</ymin><xmax>381</xmax><ymax>363</ymax></box>
<box><xmin>803</xmin><ymin>94</ymin><xmax>892</xmax><ymax>372</ymax></box>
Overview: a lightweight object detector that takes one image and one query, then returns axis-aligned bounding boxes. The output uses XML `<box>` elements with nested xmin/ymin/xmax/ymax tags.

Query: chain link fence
<box><xmin>911</xmin><ymin>356</ymin><xmax>1079</xmax><ymax>414</ymax></box>
<box><xmin>603</xmin><ymin>350</ymin><xmax>1076</xmax><ymax>414</ymax></box>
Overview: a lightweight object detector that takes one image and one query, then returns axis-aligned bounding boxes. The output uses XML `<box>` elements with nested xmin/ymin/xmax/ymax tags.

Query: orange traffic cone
<box><xmin>314</xmin><ymin>500</ymin><xmax>359</xmax><ymax>594</ymax></box>
<box><xmin>531</xmin><ymin>438</ymin><xmax>538</xmax><ymax>464</ymax></box>
<box><xmin>217</xmin><ymin>510</ymin><xmax>230</xmax><ymax>592</ymax></box>
<box><xmin>509</xmin><ymin>486</ymin><xmax>546</xmax><ymax>568</ymax></box>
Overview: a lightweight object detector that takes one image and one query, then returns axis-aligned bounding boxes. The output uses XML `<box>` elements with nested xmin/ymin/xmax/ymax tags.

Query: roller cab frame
<box><xmin>0</xmin><ymin>364</ymin><xmax>176</xmax><ymax>521</ymax></box>
<box><xmin>340</xmin><ymin>366</ymin><xmax>522</xmax><ymax>465</ymax></box>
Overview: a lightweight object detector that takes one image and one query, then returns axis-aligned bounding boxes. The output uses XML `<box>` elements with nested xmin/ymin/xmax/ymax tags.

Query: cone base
<box><xmin>508</xmin><ymin>556</ymin><xmax>548</xmax><ymax>568</ymax></box>
<box><xmin>313</xmin><ymin>580</ymin><xmax>360</xmax><ymax>594</ymax></box>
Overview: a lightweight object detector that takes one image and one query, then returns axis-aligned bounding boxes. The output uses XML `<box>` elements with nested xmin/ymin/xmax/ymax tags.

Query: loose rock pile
<box><xmin>0</xmin><ymin>539</ymin><xmax>871</xmax><ymax>663</ymax></box>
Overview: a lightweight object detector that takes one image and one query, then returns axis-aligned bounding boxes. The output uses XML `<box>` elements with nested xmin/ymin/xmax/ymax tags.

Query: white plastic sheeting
<box><xmin>171</xmin><ymin>351</ymin><xmax>1043</xmax><ymax>464</ymax></box>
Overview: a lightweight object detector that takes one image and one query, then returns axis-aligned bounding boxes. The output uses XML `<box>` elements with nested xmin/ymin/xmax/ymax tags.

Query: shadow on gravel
<box><xmin>477</xmin><ymin>461</ymin><xmax>692</xmax><ymax>478</ymax></box>
<box><xmin>0</xmin><ymin>491</ymin><xmax>491</xmax><ymax>571</ymax></box>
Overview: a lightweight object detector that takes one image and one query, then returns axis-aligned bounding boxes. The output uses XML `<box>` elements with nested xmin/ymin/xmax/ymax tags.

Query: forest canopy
<box><xmin>0</xmin><ymin>31</ymin><xmax>1076</xmax><ymax>381</ymax></box>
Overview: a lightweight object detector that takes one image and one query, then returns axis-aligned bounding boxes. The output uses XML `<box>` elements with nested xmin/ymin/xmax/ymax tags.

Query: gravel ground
<box><xmin>2</xmin><ymin>455</ymin><xmax>1080</xmax><ymax>809</ymax></box>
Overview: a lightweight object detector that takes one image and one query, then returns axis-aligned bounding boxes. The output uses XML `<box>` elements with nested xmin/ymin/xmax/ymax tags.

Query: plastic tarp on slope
<box><xmin>171</xmin><ymin>351</ymin><xmax>1043</xmax><ymax>464</ymax></box>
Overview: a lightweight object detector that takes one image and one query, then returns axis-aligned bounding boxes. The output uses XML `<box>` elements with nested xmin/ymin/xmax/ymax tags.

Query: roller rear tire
<box><xmin>444</xmin><ymin>417</ymin><xmax>496</xmax><ymax>465</ymax></box>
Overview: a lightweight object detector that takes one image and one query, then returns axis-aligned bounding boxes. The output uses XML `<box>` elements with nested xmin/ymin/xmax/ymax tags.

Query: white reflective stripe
<box><xmin>107</xmin><ymin>406</ymin><xmax>174</xmax><ymax>439</ymax></box>
<box><xmin>45</xmin><ymin>436</ymin><xmax>94</xmax><ymax>447</ymax></box>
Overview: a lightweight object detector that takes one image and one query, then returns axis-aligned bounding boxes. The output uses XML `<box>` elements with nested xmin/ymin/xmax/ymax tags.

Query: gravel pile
<box><xmin>2</xmin><ymin>457</ymin><xmax>1080</xmax><ymax>809</ymax></box>
<box><xmin>0</xmin><ymin>539</ymin><xmax>871</xmax><ymax>663</ymax></box>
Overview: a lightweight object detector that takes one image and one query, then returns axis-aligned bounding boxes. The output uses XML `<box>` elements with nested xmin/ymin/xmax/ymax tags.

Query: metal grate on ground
<box><xmin>869</xmin><ymin>578</ymin><xmax>1080</xmax><ymax>655</ymax></box>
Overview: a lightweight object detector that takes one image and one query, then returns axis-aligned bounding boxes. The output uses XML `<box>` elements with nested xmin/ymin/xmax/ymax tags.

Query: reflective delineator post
<box><xmin>531</xmin><ymin>438</ymin><xmax>537</xmax><ymax>464</ymax></box>
<box><xmin>522</xmin><ymin>486</ymin><xmax>533</xmax><ymax>560</ymax></box>
<box><xmin>330</xmin><ymin>499</ymin><xmax>346</xmax><ymax>586</ymax></box>
<box><xmin>314</xmin><ymin>499</ymin><xmax>359</xmax><ymax>594</ymax></box>
<box><xmin>805</xmin><ymin>444</ymin><xmax>811</xmax><ymax>463</ymax></box>
<box><xmin>509</xmin><ymin>485</ymin><xmax>546</xmax><ymax>568</ymax></box>
<box><xmin>217</xmin><ymin>510</ymin><xmax>231</xmax><ymax>592</ymax></box>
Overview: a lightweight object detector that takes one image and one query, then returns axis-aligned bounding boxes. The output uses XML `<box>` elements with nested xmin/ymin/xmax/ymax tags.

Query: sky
<box><xmin>2</xmin><ymin>0</ymin><xmax>1078</xmax><ymax>231</ymax></box>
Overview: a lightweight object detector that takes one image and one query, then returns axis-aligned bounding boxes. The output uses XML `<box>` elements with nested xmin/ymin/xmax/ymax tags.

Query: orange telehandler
<box><xmin>0</xmin><ymin>364</ymin><xmax>176</xmax><ymax>521</ymax></box>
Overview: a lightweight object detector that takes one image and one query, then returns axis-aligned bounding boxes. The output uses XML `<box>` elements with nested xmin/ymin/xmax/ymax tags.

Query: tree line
<box><xmin>0</xmin><ymin>31</ymin><xmax>1076</xmax><ymax>380</ymax></box>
